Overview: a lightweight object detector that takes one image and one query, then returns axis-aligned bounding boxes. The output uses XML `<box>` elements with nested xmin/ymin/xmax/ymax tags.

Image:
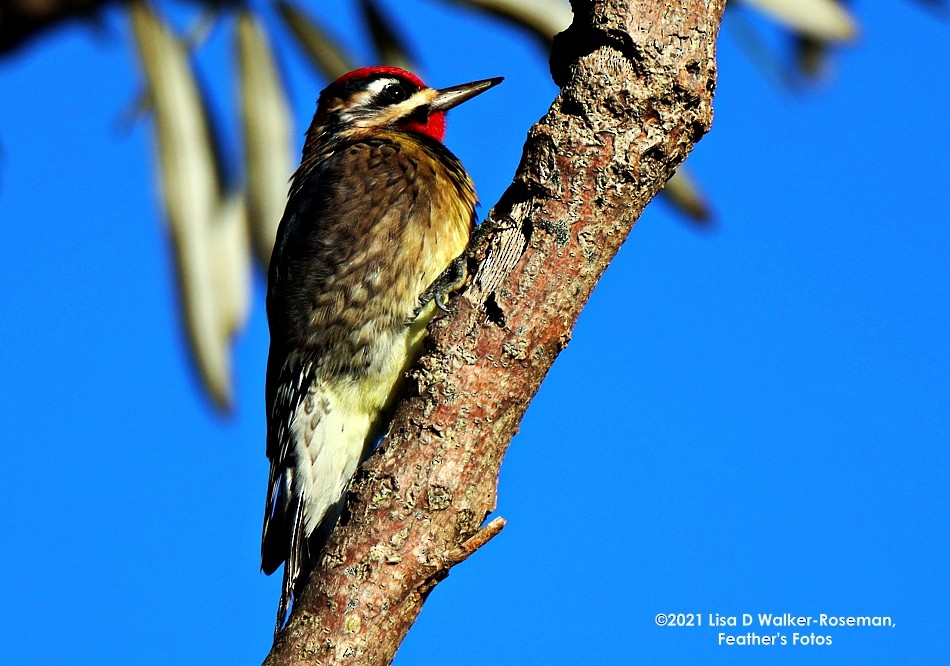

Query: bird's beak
<box><xmin>431</xmin><ymin>76</ymin><xmax>504</xmax><ymax>112</ymax></box>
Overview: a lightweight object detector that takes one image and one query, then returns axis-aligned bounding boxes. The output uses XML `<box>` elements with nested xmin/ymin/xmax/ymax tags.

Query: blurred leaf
<box><xmin>911</xmin><ymin>0</ymin><xmax>948</xmax><ymax>11</ymax></box>
<box><xmin>181</xmin><ymin>9</ymin><xmax>218</xmax><ymax>49</ymax></box>
<box><xmin>116</xmin><ymin>88</ymin><xmax>154</xmax><ymax>132</ymax></box>
<box><xmin>360</xmin><ymin>0</ymin><xmax>416</xmax><ymax>70</ymax></box>
<box><xmin>274</xmin><ymin>0</ymin><xmax>354</xmax><ymax>80</ymax></box>
<box><xmin>236</xmin><ymin>9</ymin><xmax>293</xmax><ymax>267</ymax></box>
<box><xmin>740</xmin><ymin>0</ymin><xmax>858</xmax><ymax>42</ymax></box>
<box><xmin>118</xmin><ymin>11</ymin><xmax>217</xmax><ymax>132</ymax></box>
<box><xmin>443</xmin><ymin>0</ymin><xmax>572</xmax><ymax>44</ymax></box>
<box><xmin>211</xmin><ymin>191</ymin><xmax>252</xmax><ymax>337</ymax></box>
<box><xmin>727</xmin><ymin>5</ymin><xmax>801</xmax><ymax>90</ymax></box>
<box><xmin>661</xmin><ymin>166</ymin><xmax>712</xmax><ymax>225</ymax></box>
<box><xmin>794</xmin><ymin>34</ymin><xmax>830</xmax><ymax>79</ymax></box>
<box><xmin>129</xmin><ymin>0</ymin><xmax>249</xmax><ymax>411</ymax></box>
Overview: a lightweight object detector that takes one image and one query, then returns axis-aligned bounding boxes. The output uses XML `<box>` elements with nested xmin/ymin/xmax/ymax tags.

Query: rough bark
<box><xmin>264</xmin><ymin>0</ymin><xmax>725</xmax><ymax>664</ymax></box>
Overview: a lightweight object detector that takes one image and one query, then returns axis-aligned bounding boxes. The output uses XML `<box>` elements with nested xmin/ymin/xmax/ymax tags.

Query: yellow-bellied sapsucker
<box><xmin>261</xmin><ymin>67</ymin><xmax>502</xmax><ymax>634</ymax></box>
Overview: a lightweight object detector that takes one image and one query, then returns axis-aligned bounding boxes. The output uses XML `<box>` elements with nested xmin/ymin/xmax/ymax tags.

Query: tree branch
<box><xmin>264</xmin><ymin>1</ymin><xmax>725</xmax><ymax>663</ymax></box>
<box><xmin>0</xmin><ymin>0</ymin><xmax>122</xmax><ymax>54</ymax></box>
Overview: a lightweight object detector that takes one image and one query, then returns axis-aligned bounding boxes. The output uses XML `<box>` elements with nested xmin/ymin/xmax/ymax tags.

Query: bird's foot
<box><xmin>413</xmin><ymin>254</ymin><xmax>468</xmax><ymax>319</ymax></box>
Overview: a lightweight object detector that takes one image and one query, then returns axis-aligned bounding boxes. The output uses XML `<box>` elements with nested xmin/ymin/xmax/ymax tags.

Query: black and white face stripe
<box><xmin>363</xmin><ymin>77</ymin><xmax>413</xmax><ymax>104</ymax></box>
<box><xmin>323</xmin><ymin>74</ymin><xmax>433</xmax><ymax>127</ymax></box>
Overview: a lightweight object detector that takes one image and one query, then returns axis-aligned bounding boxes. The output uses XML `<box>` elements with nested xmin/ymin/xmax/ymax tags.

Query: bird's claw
<box><xmin>434</xmin><ymin>290</ymin><xmax>453</xmax><ymax>313</ymax></box>
<box><xmin>413</xmin><ymin>254</ymin><xmax>468</xmax><ymax>321</ymax></box>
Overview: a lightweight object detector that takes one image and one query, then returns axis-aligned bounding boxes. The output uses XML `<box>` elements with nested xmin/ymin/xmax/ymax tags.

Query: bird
<box><xmin>261</xmin><ymin>66</ymin><xmax>502</xmax><ymax>635</ymax></box>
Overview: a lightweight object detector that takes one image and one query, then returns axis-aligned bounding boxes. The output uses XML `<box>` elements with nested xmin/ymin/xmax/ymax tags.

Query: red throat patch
<box><xmin>399</xmin><ymin>112</ymin><xmax>446</xmax><ymax>142</ymax></box>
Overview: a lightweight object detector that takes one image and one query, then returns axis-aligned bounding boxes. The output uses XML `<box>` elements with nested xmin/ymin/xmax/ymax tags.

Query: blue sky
<box><xmin>1</xmin><ymin>2</ymin><xmax>947</xmax><ymax>664</ymax></box>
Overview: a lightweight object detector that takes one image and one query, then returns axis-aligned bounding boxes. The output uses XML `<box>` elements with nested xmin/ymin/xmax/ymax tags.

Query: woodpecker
<box><xmin>261</xmin><ymin>66</ymin><xmax>502</xmax><ymax>634</ymax></box>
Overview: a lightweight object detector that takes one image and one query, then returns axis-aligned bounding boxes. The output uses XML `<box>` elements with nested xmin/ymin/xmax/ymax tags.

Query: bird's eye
<box><xmin>381</xmin><ymin>83</ymin><xmax>408</xmax><ymax>104</ymax></box>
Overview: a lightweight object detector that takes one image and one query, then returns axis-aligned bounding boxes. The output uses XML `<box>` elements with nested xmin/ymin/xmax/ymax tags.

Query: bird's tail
<box><xmin>269</xmin><ymin>377</ymin><xmax>400</xmax><ymax>636</ymax></box>
<box><xmin>274</xmin><ymin>496</ymin><xmax>347</xmax><ymax>636</ymax></box>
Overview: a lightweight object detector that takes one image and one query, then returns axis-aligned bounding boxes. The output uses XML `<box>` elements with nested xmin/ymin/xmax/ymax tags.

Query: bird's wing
<box><xmin>260</xmin><ymin>144</ymin><xmax>326</xmax><ymax>571</ymax></box>
<box><xmin>260</xmin><ymin>149</ymin><xmax>357</xmax><ymax>632</ymax></box>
